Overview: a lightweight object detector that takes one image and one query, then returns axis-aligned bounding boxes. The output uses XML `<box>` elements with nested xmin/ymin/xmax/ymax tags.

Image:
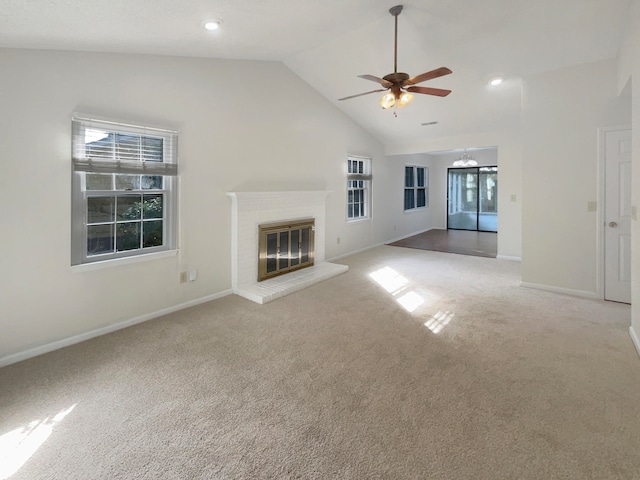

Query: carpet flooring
<box><xmin>387</xmin><ymin>228</ymin><xmax>498</xmax><ymax>258</ymax></box>
<box><xmin>1</xmin><ymin>246</ymin><xmax>639</xmax><ymax>479</ymax></box>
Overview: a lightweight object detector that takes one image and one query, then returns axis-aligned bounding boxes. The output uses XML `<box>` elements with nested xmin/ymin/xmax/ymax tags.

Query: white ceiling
<box><xmin>0</xmin><ymin>0</ymin><xmax>631</xmax><ymax>147</ymax></box>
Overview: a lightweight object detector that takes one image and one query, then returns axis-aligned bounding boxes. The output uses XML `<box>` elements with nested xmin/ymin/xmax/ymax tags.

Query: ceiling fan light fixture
<box><xmin>398</xmin><ymin>91</ymin><xmax>413</xmax><ymax>107</ymax></box>
<box><xmin>380</xmin><ymin>93</ymin><xmax>396</xmax><ymax>109</ymax></box>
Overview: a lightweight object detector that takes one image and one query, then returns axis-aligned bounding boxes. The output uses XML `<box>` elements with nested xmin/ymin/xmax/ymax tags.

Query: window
<box><xmin>71</xmin><ymin>116</ymin><xmax>178</xmax><ymax>265</ymax></box>
<box><xmin>347</xmin><ymin>155</ymin><xmax>371</xmax><ymax>221</ymax></box>
<box><xmin>404</xmin><ymin>166</ymin><xmax>428</xmax><ymax>210</ymax></box>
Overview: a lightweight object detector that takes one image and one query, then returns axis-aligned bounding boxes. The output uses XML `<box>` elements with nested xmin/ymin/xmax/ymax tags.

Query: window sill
<box><xmin>346</xmin><ymin>217</ymin><xmax>371</xmax><ymax>225</ymax></box>
<box><xmin>404</xmin><ymin>207</ymin><xmax>428</xmax><ymax>214</ymax></box>
<box><xmin>71</xmin><ymin>249</ymin><xmax>178</xmax><ymax>272</ymax></box>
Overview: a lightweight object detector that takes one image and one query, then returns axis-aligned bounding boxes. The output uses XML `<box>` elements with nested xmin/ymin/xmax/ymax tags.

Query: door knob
<box><xmin>609</xmin><ymin>221</ymin><xmax>618</xmax><ymax>228</ymax></box>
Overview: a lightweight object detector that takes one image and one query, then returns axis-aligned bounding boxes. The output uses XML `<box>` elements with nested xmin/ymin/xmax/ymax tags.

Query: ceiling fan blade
<box><xmin>358</xmin><ymin>75</ymin><xmax>393</xmax><ymax>88</ymax></box>
<box><xmin>404</xmin><ymin>67</ymin><xmax>453</xmax><ymax>86</ymax></box>
<box><xmin>338</xmin><ymin>89</ymin><xmax>387</xmax><ymax>101</ymax></box>
<box><xmin>406</xmin><ymin>86</ymin><xmax>452</xmax><ymax>97</ymax></box>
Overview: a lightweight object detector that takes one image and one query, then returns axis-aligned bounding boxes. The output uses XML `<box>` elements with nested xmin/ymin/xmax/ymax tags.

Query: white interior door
<box><xmin>604</xmin><ymin>129</ymin><xmax>632</xmax><ymax>304</ymax></box>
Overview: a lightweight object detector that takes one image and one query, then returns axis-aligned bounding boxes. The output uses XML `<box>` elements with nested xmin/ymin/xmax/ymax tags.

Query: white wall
<box><xmin>521</xmin><ymin>58</ymin><xmax>632</xmax><ymax>296</ymax></box>
<box><xmin>0</xmin><ymin>48</ymin><xmax>400</xmax><ymax>362</ymax></box>
<box><xmin>381</xmin><ymin>153</ymin><xmax>433</xmax><ymax>239</ymax></box>
<box><xmin>618</xmin><ymin>0</ymin><xmax>640</xmax><ymax>355</ymax></box>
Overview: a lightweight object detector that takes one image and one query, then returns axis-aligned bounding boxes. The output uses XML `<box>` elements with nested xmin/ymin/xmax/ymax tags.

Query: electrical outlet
<box><xmin>180</xmin><ymin>272</ymin><xmax>188</xmax><ymax>283</ymax></box>
<box><xmin>337</xmin><ymin>236</ymin><xmax>340</xmax><ymax>245</ymax></box>
<box><xmin>587</xmin><ymin>201</ymin><xmax>597</xmax><ymax>212</ymax></box>
<box><xmin>632</xmin><ymin>205</ymin><xmax>637</xmax><ymax>221</ymax></box>
<box><xmin>188</xmin><ymin>270</ymin><xmax>198</xmax><ymax>282</ymax></box>
<box><xmin>510</xmin><ymin>194</ymin><xmax>517</xmax><ymax>202</ymax></box>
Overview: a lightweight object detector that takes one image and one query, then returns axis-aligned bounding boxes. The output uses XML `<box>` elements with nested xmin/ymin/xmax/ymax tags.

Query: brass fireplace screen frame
<box><xmin>258</xmin><ymin>218</ymin><xmax>315</xmax><ymax>281</ymax></box>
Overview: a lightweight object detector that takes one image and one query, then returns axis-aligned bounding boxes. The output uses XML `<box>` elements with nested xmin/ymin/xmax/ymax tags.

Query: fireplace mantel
<box><xmin>226</xmin><ymin>190</ymin><xmax>347</xmax><ymax>304</ymax></box>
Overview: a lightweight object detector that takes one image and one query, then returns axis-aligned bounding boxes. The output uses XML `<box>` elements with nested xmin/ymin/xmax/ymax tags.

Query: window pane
<box><xmin>348</xmin><ymin>159</ymin><xmax>353</xmax><ymax>173</ymax></box>
<box><xmin>115</xmin><ymin>133</ymin><xmax>141</xmax><ymax>161</ymax></box>
<box><xmin>141</xmin><ymin>175</ymin><xmax>163</xmax><ymax>189</ymax></box>
<box><xmin>116</xmin><ymin>222</ymin><xmax>141</xmax><ymax>251</ymax></box>
<box><xmin>404</xmin><ymin>189</ymin><xmax>415</xmax><ymax>210</ymax></box>
<box><xmin>87</xmin><ymin>224</ymin><xmax>114</xmax><ymax>255</ymax></box>
<box><xmin>348</xmin><ymin>204</ymin><xmax>353</xmax><ymax>218</ymax></box>
<box><xmin>142</xmin><ymin>194</ymin><xmax>163</xmax><ymax>219</ymax></box>
<box><xmin>115</xmin><ymin>174</ymin><xmax>140</xmax><ymax>190</ymax></box>
<box><xmin>405</xmin><ymin>167</ymin><xmax>414</xmax><ymax>187</ymax></box>
<box><xmin>86</xmin><ymin>173</ymin><xmax>113</xmax><ymax>191</ymax></box>
<box><xmin>417</xmin><ymin>188</ymin><xmax>426</xmax><ymax>208</ymax></box>
<box><xmin>117</xmin><ymin>195</ymin><xmax>142</xmax><ymax>221</ymax></box>
<box><xmin>358</xmin><ymin>161</ymin><xmax>363</xmax><ymax>174</ymax></box>
<box><xmin>141</xmin><ymin>136</ymin><xmax>163</xmax><ymax>162</ymax></box>
<box><xmin>85</xmin><ymin>130</ymin><xmax>112</xmax><ymax>158</ymax></box>
<box><xmin>417</xmin><ymin>167</ymin><xmax>425</xmax><ymax>187</ymax></box>
<box><xmin>143</xmin><ymin>220</ymin><xmax>163</xmax><ymax>248</ymax></box>
<box><xmin>87</xmin><ymin>197</ymin><xmax>114</xmax><ymax>224</ymax></box>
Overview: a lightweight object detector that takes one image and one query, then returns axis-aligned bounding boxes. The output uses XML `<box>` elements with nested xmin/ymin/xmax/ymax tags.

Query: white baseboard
<box><xmin>497</xmin><ymin>255</ymin><xmax>521</xmax><ymax>262</ymax></box>
<box><xmin>0</xmin><ymin>289</ymin><xmax>232</xmax><ymax>368</ymax></box>
<box><xmin>327</xmin><ymin>243</ymin><xmax>380</xmax><ymax>262</ymax></box>
<box><xmin>630</xmin><ymin>325</ymin><xmax>640</xmax><ymax>359</ymax></box>
<box><xmin>385</xmin><ymin>227</ymin><xmax>433</xmax><ymax>245</ymax></box>
<box><xmin>327</xmin><ymin>228</ymin><xmax>433</xmax><ymax>262</ymax></box>
<box><xmin>520</xmin><ymin>282</ymin><xmax>598</xmax><ymax>299</ymax></box>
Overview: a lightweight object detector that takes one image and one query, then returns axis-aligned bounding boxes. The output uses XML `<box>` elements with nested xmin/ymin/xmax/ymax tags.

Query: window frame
<box><xmin>71</xmin><ymin>115</ymin><xmax>178</xmax><ymax>266</ymax></box>
<box><xmin>346</xmin><ymin>155</ymin><xmax>372</xmax><ymax>222</ymax></box>
<box><xmin>404</xmin><ymin>165</ymin><xmax>428</xmax><ymax>211</ymax></box>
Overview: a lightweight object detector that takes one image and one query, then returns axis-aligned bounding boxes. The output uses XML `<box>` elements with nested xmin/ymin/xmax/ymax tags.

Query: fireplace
<box><xmin>258</xmin><ymin>218</ymin><xmax>314</xmax><ymax>281</ymax></box>
<box><xmin>226</xmin><ymin>190</ymin><xmax>348</xmax><ymax>304</ymax></box>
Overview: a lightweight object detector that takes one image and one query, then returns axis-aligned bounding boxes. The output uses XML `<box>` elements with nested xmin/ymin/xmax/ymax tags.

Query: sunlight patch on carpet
<box><xmin>0</xmin><ymin>404</ymin><xmax>77</xmax><ymax>479</ymax></box>
<box><xmin>424</xmin><ymin>310</ymin><xmax>455</xmax><ymax>334</ymax></box>
<box><xmin>369</xmin><ymin>266</ymin><xmax>409</xmax><ymax>294</ymax></box>
<box><xmin>369</xmin><ymin>267</ymin><xmax>450</xmax><ymax>332</ymax></box>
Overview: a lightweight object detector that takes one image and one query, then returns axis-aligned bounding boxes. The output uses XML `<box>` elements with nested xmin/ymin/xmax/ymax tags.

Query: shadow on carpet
<box><xmin>387</xmin><ymin>229</ymin><xmax>497</xmax><ymax>258</ymax></box>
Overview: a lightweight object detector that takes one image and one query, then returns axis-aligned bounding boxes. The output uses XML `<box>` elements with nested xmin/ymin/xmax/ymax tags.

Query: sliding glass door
<box><xmin>447</xmin><ymin>167</ymin><xmax>498</xmax><ymax>232</ymax></box>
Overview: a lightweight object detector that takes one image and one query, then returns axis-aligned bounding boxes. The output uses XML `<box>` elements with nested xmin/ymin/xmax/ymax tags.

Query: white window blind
<box><xmin>72</xmin><ymin>116</ymin><xmax>178</xmax><ymax>175</ymax></box>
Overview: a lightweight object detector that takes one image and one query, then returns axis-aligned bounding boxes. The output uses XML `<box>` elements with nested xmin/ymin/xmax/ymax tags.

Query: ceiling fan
<box><xmin>338</xmin><ymin>4</ymin><xmax>452</xmax><ymax>112</ymax></box>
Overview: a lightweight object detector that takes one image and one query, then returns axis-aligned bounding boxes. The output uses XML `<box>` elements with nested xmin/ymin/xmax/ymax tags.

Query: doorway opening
<box><xmin>447</xmin><ymin>166</ymin><xmax>498</xmax><ymax>232</ymax></box>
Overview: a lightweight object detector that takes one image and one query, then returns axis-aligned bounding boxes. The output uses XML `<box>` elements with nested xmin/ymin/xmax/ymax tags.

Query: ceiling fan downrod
<box><xmin>389</xmin><ymin>5</ymin><xmax>403</xmax><ymax>74</ymax></box>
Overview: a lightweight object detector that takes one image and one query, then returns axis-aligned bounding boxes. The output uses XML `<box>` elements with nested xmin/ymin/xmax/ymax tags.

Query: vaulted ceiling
<box><xmin>0</xmin><ymin>0</ymin><xmax>631</xmax><ymax>147</ymax></box>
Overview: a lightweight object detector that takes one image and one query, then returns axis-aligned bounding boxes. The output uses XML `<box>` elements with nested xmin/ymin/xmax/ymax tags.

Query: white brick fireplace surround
<box><xmin>226</xmin><ymin>191</ymin><xmax>348</xmax><ymax>304</ymax></box>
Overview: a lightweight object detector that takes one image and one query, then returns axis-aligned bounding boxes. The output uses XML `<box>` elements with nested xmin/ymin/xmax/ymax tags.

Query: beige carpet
<box><xmin>1</xmin><ymin>246</ymin><xmax>639</xmax><ymax>479</ymax></box>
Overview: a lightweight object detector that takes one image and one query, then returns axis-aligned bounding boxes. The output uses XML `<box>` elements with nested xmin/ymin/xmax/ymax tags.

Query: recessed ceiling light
<box><xmin>421</xmin><ymin>121</ymin><xmax>438</xmax><ymax>126</ymax></box>
<box><xmin>489</xmin><ymin>77</ymin><xmax>504</xmax><ymax>86</ymax></box>
<box><xmin>204</xmin><ymin>20</ymin><xmax>221</xmax><ymax>31</ymax></box>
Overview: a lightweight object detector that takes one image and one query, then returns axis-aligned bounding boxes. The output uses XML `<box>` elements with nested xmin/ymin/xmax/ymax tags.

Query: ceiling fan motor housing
<box><xmin>383</xmin><ymin>72</ymin><xmax>410</xmax><ymax>84</ymax></box>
